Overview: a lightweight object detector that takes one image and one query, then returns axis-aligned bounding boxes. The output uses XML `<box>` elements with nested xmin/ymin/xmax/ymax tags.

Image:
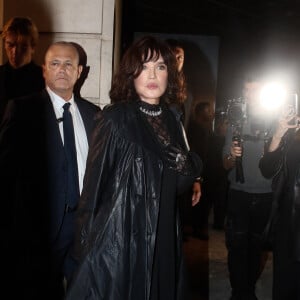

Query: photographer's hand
<box><xmin>223</xmin><ymin>141</ymin><xmax>242</xmax><ymax>170</ymax></box>
<box><xmin>232</xmin><ymin>140</ymin><xmax>242</xmax><ymax>157</ymax></box>
<box><xmin>269</xmin><ymin>113</ymin><xmax>300</xmax><ymax>152</ymax></box>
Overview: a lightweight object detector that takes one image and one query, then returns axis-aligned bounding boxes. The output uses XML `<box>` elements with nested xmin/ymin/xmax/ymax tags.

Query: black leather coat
<box><xmin>67</xmin><ymin>101</ymin><xmax>202</xmax><ymax>300</ymax></box>
<box><xmin>259</xmin><ymin>132</ymin><xmax>300</xmax><ymax>260</ymax></box>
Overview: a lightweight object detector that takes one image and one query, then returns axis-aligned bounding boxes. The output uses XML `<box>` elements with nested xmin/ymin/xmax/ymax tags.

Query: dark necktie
<box><xmin>63</xmin><ymin>102</ymin><xmax>80</xmax><ymax>211</ymax></box>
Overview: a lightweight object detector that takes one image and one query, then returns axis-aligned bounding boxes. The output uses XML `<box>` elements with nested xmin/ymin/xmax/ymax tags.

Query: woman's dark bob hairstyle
<box><xmin>109</xmin><ymin>35</ymin><xmax>186</xmax><ymax>105</ymax></box>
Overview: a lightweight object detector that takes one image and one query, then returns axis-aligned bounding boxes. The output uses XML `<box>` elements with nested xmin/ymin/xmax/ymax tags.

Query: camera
<box><xmin>283</xmin><ymin>93</ymin><xmax>298</xmax><ymax>125</ymax></box>
<box><xmin>223</xmin><ymin>98</ymin><xmax>247</xmax><ymax>184</ymax></box>
<box><xmin>225</xmin><ymin>97</ymin><xmax>247</xmax><ymax>127</ymax></box>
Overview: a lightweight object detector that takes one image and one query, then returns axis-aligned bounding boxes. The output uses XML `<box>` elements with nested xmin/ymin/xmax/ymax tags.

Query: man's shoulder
<box><xmin>75</xmin><ymin>97</ymin><xmax>101</xmax><ymax>113</ymax></box>
<box><xmin>11</xmin><ymin>90</ymin><xmax>47</xmax><ymax>103</ymax></box>
<box><xmin>1</xmin><ymin>90</ymin><xmax>48</xmax><ymax>124</ymax></box>
<box><xmin>27</xmin><ymin>61</ymin><xmax>43</xmax><ymax>71</ymax></box>
<box><xmin>0</xmin><ymin>63</ymin><xmax>8</xmax><ymax>75</ymax></box>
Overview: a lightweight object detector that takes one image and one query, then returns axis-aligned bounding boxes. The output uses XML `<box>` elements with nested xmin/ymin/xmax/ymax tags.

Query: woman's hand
<box><xmin>275</xmin><ymin>113</ymin><xmax>298</xmax><ymax>138</ymax></box>
<box><xmin>191</xmin><ymin>182</ymin><xmax>201</xmax><ymax>206</ymax></box>
<box><xmin>269</xmin><ymin>113</ymin><xmax>300</xmax><ymax>152</ymax></box>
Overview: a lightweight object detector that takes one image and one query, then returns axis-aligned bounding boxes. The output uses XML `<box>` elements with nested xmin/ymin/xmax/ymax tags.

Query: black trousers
<box><xmin>225</xmin><ymin>189</ymin><xmax>273</xmax><ymax>298</ymax></box>
<box><xmin>273</xmin><ymin>257</ymin><xmax>300</xmax><ymax>300</ymax></box>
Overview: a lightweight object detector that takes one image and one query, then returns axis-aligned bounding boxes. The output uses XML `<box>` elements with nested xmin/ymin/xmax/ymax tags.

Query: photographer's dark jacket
<box><xmin>66</xmin><ymin>101</ymin><xmax>202</xmax><ymax>300</ymax></box>
<box><xmin>259</xmin><ymin>131</ymin><xmax>300</xmax><ymax>261</ymax></box>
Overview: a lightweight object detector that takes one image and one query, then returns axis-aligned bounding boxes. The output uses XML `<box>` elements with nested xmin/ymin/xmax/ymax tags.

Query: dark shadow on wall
<box><xmin>178</xmin><ymin>38</ymin><xmax>217</xmax><ymax>129</ymax></box>
<box><xmin>182</xmin><ymin>39</ymin><xmax>216</xmax><ymax>105</ymax></box>
<box><xmin>70</xmin><ymin>42</ymin><xmax>91</xmax><ymax>98</ymax></box>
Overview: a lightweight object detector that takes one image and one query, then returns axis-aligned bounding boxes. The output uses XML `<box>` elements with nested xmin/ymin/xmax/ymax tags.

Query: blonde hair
<box><xmin>2</xmin><ymin>16</ymin><xmax>39</xmax><ymax>47</ymax></box>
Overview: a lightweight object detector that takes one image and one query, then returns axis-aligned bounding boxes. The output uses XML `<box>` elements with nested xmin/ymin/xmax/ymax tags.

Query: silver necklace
<box><xmin>139</xmin><ymin>106</ymin><xmax>162</xmax><ymax>117</ymax></box>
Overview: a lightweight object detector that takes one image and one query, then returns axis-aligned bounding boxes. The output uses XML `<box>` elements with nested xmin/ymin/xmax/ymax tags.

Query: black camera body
<box><xmin>222</xmin><ymin>98</ymin><xmax>247</xmax><ymax>183</ymax></box>
<box><xmin>231</xmin><ymin>130</ymin><xmax>245</xmax><ymax>183</ymax></box>
<box><xmin>224</xmin><ymin>96</ymin><xmax>271</xmax><ymax>134</ymax></box>
<box><xmin>225</xmin><ymin>97</ymin><xmax>247</xmax><ymax>127</ymax></box>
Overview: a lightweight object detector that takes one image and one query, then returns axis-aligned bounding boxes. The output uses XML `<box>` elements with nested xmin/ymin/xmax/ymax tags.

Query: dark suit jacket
<box><xmin>0</xmin><ymin>89</ymin><xmax>100</xmax><ymax>299</ymax></box>
<box><xmin>0</xmin><ymin>61</ymin><xmax>45</xmax><ymax>122</ymax></box>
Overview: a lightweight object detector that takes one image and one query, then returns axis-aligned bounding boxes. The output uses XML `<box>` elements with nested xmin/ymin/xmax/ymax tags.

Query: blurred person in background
<box><xmin>0</xmin><ymin>16</ymin><xmax>45</xmax><ymax>122</ymax></box>
<box><xmin>187</xmin><ymin>101</ymin><xmax>214</xmax><ymax>240</ymax></box>
<box><xmin>223</xmin><ymin>75</ymin><xmax>273</xmax><ymax>300</ymax></box>
<box><xmin>205</xmin><ymin>113</ymin><xmax>229</xmax><ymax>230</ymax></box>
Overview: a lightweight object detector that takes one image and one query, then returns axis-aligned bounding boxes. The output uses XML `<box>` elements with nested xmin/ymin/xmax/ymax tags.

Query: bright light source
<box><xmin>259</xmin><ymin>82</ymin><xmax>287</xmax><ymax>112</ymax></box>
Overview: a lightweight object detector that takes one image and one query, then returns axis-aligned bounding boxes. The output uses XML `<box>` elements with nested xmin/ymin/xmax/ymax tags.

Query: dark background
<box><xmin>121</xmin><ymin>0</ymin><xmax>300</xmax><ymax>111</ymax></box>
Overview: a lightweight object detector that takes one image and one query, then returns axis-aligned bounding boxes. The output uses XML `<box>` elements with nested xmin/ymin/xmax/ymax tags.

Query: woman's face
<box><xmin>134</xmin><ymin>55</ymin><xmax>168</xmax><ymax>104</ymax></box>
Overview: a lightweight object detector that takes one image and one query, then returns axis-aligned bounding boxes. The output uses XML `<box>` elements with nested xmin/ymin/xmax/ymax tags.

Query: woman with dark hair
<box><xmin>66</xmin><ymin>35</ymin><xmax>202</xmax><ymax>300</ymax></box>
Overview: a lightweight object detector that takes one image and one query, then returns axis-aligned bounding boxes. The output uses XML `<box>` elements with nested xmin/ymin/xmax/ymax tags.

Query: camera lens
<box><xmin>228</xmin><ymin>103</ymin><xmax>244</xmax><ymax>123</ymax></box>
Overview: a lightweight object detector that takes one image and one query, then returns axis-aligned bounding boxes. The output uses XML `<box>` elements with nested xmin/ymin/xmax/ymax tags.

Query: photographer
<box><xmin>222</xmin><ymin>75</ymin><xmax>273</xmax><ymax>300</ymax></box>
<box><xmin>259</xmin><ymin>106</ymin><xmax>300</xmax><ymax>299</ymax></box>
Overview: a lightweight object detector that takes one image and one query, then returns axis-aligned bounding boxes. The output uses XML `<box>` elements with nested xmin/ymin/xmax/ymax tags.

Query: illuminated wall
<box><xmin>0</xmin><ymin>0</ymin><xmax>115</xmax><ymax>107</ymax></box>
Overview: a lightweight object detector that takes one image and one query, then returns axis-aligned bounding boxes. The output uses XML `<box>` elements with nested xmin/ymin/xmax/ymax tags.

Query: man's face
<box><xmin>43</xmin><ymin>44</ymin><xmax>82</xmax><ymax>100</ymax></box>
<box><xmin>195</xmin><ymin>106</ymin><xmax>214</xmax><ymax>124</ymax></box>
<box><xmin>243</xmin><ymin>81</ymin><xmax>262</xmax><ymax>115</ymax></box>
<box><xmin>4</xmin><ymin>33</ymin><xmax>34</xmax><ymax>68</ymax></box>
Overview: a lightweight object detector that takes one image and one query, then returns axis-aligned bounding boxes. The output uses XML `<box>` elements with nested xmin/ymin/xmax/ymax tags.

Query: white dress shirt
<box><xmin>47</xmin><ymin>87</ymin><xmax>89</xmax><ymax>194</ymax></box>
